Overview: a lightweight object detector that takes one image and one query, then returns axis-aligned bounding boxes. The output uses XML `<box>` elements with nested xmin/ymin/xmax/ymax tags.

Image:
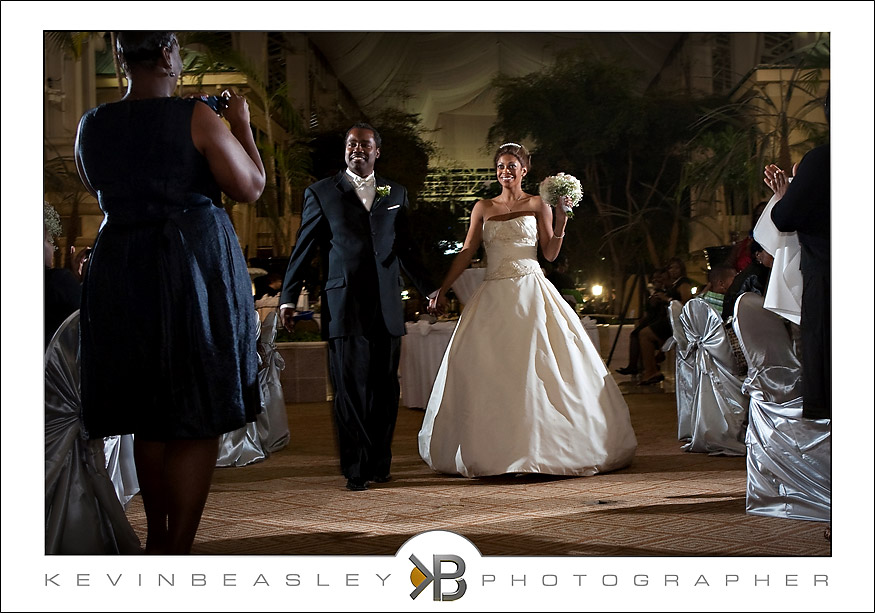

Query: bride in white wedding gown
<box><xmin>419</xmin><ymin>143</ymin><xmax>637</xmax><ymax>477</ymax></box>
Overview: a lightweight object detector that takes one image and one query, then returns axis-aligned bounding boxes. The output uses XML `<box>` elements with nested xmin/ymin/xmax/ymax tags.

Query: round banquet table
<box><xmin>400</xmin><ymin>320</ymin><xmax>458</xmax><ymax>409</ymax></box>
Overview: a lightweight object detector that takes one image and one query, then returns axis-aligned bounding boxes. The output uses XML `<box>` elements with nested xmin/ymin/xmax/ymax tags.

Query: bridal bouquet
<box><xmin>539</xmin><ymin>173</ymin><xmax>583</xmax><ymax>218</ymax></box>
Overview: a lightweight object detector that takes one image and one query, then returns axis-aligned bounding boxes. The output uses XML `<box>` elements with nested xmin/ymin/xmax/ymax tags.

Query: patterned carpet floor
<box><xmin>124</xmin><ymin>383</ymin><xmax>830</xmax><ymax>556</ymax></box>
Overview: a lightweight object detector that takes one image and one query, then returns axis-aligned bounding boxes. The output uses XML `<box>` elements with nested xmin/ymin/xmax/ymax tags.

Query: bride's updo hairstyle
<box><xmin>494</xmin><ymin>142</ymin><xmax>531</xmax><ymax>172</ymax></box>
<box><xmin>116</xmin><ymin>31</ymin><xmax>178</xmax><ymax>74</ymax></box>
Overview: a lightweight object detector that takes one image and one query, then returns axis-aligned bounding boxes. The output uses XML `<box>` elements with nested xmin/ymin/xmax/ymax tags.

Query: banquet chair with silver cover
<box><xmin>45</xmin><ymin>311</ymin><xmax>141</xmax><ymax>554</ymax></box>
<box><xmin>664</xmin><ymin>300</ymin><xmax>694</xmax><ymax>442</ymax></box>
<box><xmin>680</xmin><ymin>298</ymin><xmax>748</xmax><ymax>456</ymax></box>
<box><xmin>732</xmin><ymin>292</ymin><xmax>830</xmax><ymax>521</ymax></box>
<box><xmin>216</xmin><ymin>310</ymin><xmax>269</xmax><ymax>467</ymax></box>
<box><xmin>102</xmin><ymin>433</ymin><xmax>139</xmax><ymax>508</ymax></box>
<box><xmin>255</xmin><ymin>311</ymin><xmax>289</xmax><ymax>453</ymax></box>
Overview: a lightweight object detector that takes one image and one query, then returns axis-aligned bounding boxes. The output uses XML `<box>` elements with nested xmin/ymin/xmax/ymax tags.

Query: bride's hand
<box><xmin>428</xmin><ymin>293</ymin><xmax>447</xmax><ymax>316</ymax></box>
<box><xmin>557</xmin><ymin>196</ymin><xmax>572</xmax><ymax>218</ymax></box>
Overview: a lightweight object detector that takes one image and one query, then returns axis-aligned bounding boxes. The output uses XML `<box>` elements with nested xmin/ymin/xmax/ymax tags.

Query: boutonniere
<box><xmin>375</xmin><ymin>185</ymin><xmax>391</xmax><ymax>198</ymax></box>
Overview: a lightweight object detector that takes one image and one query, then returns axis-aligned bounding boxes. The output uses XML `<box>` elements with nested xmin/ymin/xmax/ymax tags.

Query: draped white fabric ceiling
<box><xmin>308</xmin><ymin>32</ymin><xmax>683</xmax><ymax>168</ymax></box>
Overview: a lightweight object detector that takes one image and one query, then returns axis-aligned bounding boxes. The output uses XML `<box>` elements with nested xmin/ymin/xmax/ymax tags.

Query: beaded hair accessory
<box><xmin>499</xmin><ymin>142</ymin><xmax>522</xmax><ymax>149</ymax></box>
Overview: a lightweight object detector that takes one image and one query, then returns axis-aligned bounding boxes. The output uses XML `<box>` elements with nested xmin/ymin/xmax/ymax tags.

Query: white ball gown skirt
<box><xmin>418</xmin><ymin>215</ymin><xmax>637</xmax><ymax>477</ymax></box>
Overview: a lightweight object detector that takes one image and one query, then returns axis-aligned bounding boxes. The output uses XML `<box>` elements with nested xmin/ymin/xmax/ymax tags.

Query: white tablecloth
<box><xmin>400</xmin><ymin>320</ymin><xmax>458</xmax><ymax>408</ymax></box>
<box><xmin>580</xmin><ymin>316</ymin><xmax>601</xmax><ymax>355</ymax></box>
<box><xmin>400</xmin><ymin>316</ymin><xmax>601</xmax><ymax>409</ymax></box>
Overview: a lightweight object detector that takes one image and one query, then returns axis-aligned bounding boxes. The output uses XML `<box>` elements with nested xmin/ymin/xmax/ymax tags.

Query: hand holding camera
<box><xmin>219</xmin><ymin>89</ymin><xmax>252</xmax><ymax>129</ymax></box>
<box><xmin>190</xmin><ymin>91</ymin><xmax>230</xmax><ymax>116</ymax></box>
<box><xmin>189</xmin><ymin>89</ymin><xmax>251</xmax><ymax>131</ymax></box>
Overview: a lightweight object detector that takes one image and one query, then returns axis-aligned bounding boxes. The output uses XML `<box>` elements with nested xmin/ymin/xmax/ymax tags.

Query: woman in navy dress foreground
<box><xmin>75</xmin><ymin>32</ymin><xmax>265</xmax><ymax>553</ymax></box>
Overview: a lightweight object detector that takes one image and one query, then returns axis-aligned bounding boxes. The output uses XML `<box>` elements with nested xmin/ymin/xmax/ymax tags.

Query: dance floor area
<box><xmin>123</xmin><ymin>383</ymin><xmax>830</xmax><ymax>557</ymax></box>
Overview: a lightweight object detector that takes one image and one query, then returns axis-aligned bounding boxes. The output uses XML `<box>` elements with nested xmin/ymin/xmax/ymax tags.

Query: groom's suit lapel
<box><xmin>332</xmin><ymin>171</ymin><xmax>389</xmax><ymax>212</ymax></box>
<box><xmin>333</xmin><ymin>171</ymin><xmax>365</xmax><ymax>211</ymax></box>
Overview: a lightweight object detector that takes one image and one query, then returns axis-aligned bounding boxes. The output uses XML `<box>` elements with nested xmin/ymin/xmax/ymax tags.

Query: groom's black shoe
<box><xmin>372</xmin><ymin>474</ymin><xmax>392</xmax><ymax>483</ymax></box>
<box><xmin>346</xmin><ymin>478</ymin><xmax>369</xmax><ymax>491</ymax></box>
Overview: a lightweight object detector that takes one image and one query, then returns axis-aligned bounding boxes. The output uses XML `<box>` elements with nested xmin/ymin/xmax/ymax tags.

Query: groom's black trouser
<box><xmin>327</xmin><ymin>322</ymin><xmax>401</xmax><ymax>481</ymax></box>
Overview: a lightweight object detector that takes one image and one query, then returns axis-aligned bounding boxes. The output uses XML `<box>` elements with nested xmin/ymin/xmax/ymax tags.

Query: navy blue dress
<box><xmin>77</xmin><ymin>97</ymin><xmax>260</xmax><ymax>439</ymax></box>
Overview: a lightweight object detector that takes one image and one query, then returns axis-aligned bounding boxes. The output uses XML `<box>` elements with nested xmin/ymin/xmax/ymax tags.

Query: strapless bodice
<box><xmin>483</xmin><ymin>215</ymin><xmax>541</xmax><ymax>281</ymax></box>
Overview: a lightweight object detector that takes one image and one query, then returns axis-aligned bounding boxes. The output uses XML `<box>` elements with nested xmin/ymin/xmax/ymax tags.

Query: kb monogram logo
<box><xmin>409</xmin><ymin>554</ymin><xmax>467</xmax><ymax>601</ymax></box>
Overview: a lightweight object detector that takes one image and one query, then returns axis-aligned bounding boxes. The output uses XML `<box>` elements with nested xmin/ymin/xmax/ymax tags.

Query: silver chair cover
<box><xmin>255</xmin><ymin>312</ymin><xmax>289</xmax><ymax>452</ymax></box>
<box><xmin>102</xmin><ymin>434</ymin><xmax>139</xmax><ymax>508</ymax></box>
<box><xmin>680</xmin><ymin>299</ymin><xmax>748</xmax><ymax>456</ymax></box>
<box><xmin>216</xmin><ymin>311</ymin><xmax>269</xmax><ymax>467</ymax></box>
<box><xmin>45</xmin><ymin>311</ymin><xmax>141</xmax><ymax>554</ymax></box>
<box><xmin>733</xmin><ymin>292</ymin><xmax>831</xmax><ymax>521</ymax></box>
<box><xmin>666</xmin><ymin>300</ymin><xmax>694</xmax><ymax>441</ymax></box>
<box><xmin>216</xmin><ymin>311</ymin><xmax>290</xmax><ymax>466</ymax></box>
<box><xmin>215</xmin><ymin>421</ymin><xmax>267</xmax><ymax>467</ymax></box>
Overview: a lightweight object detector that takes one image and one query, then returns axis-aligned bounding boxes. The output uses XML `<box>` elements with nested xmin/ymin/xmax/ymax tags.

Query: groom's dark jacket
<box><xmin>280</xmin><ymin>171</ymin><xmax>435</xmax><ymax>339</ymax></box>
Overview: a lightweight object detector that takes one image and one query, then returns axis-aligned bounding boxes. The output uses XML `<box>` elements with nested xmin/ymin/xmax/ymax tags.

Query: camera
<box><xmin>194</xmin><ymin>93</ymin><xmax>229</xmax><ymax>116</ymax></box>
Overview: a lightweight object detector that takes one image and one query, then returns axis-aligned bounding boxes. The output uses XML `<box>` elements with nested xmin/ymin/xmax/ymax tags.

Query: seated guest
<box><xmin>637</xmin><ymin>258</ymin><xmax>695</xmax><ymax>385</ymax></box>
<box><xmin>726</xmin><ymin>201</ymin><xmax>768</xmax><ymax>272</ymax></box>
<box><xmin>699</xmin><ymin>265</ymin><xmax>737</xmax><ymax>314</ymax></box>
<box><xmin>44</xmin><ymin>202</ymin><xmax>81</xmax><ymax>349</ymax></box>
<box><xmin>616</xmin><ymin>267</ymin><xmax>669</xmax><ymax>376</ymax></box>
<box><xmin>254</xmin><ymin>272</ymin><xmax>283</xmax><ymax>300</ymax></box>
<box><xmin>546</xmin><ymin>254</ymin><xmax>581</xmax><ymax>309</ymax></box>
<box><xmin>699</xmin><ymin>263</ymin><xmax>748</xmax><ymax>376</ymax></box>
<box><xmin>546</xmin><ymin>254</ymin><xmax>575</xmax><ymax>292</ymax></box>
<box><xmin>708</xmin><ymin>244</ymin><xmax>772</xmax><ymax>379</ymax></box>
<box><xmin>721</xmin><ymin>241</ymin><xmax>772</xmax><ymax>324</ymax></box>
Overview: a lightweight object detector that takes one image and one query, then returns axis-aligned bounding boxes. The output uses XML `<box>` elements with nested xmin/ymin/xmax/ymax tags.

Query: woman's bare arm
<box><xmin>537</xmin><ymin>196</ymin><xmax>568</xmax><ymax>261</ymax></box>
<box><xmin>191</xmin><ymin>93</ymin><xmax>265</xmax><ymax>203</ymax></box>
<box><xmin>429</xmin><ymin>200</ymin><xmax>486</xmax><ymax>314</ymax></box>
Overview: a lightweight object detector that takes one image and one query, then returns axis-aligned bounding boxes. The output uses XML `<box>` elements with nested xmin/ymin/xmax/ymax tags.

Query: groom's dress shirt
<box><xmin>346</xmin><ymin>168</ymin><xmax>376</xmax><ymax>211</ymax></box>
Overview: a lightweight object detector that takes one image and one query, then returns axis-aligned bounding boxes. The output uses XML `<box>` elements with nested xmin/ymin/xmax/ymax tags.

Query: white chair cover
<box><xmin>733</xmin><ymin>292</ymin><xmax>830</xmax><ymax>521</ymax></box>
<box><xmin>45</xmin><ymin>311</ymin><xmax>141</xmax><ymax>554</ymax></box>
<box><xmin>102</xmin><ymin>434</ymin><xmax>139</xmax><ymax>508</ymax></box>
<box><xmin>216</xmin><ymin>311</ymin><xmax>269</xmax><ymax>467</ymax></box>
<box><xmin>255</xmin><ymin>312</ymin><xmax>289</xmax><ymax>452</ymax></box>
<box><xmin>680</xmin><ymin>299</ymin><xmax>748</xmax><ymax>456</ymax></box>
<box><xmin>665</xmin><ymin>300</ymin><xmax>694</xmax><ymax>441</ymax></box>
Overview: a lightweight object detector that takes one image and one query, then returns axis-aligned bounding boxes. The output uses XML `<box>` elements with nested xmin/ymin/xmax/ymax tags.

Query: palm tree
<box><xmin>45</xmin><ymin>32</ymin><xmax>125</xmax><ymax>95</ymax></box>
<box><xmin>43</xmin><ymin>138</ymin><xmax>89</xmax><ymax>268</ymax></box>
<box><xmin>180</xmin><ymin>32</ymin><xmax>313</xmax><ymax>256</ymax></box>
<box><xmin>489</xmin><ymin>51</ymin><xmax>700</xmax><ymax>315</ymax></box>
<box><xmin>685</xmin><ymin>35</ymin><xmax>829</xmax><ymax>222</ymax></box>
<box><xmin>44</xmin><ymin>32</ymin><xmax>124</xmax><ymax>260</ymax></box>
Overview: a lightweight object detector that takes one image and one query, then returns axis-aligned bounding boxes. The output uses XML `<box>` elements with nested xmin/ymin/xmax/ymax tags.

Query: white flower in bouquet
<box><xmin>539</xmin><ymin>173</ymin><xmax>583</xmax><ymax>218</ymax></box>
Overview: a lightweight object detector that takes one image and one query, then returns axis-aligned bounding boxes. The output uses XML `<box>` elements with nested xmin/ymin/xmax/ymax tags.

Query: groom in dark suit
<box><xmin>280</xmin><ymin>122</ymin><xmax>436</xmax><ymax>490</ymax></box>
